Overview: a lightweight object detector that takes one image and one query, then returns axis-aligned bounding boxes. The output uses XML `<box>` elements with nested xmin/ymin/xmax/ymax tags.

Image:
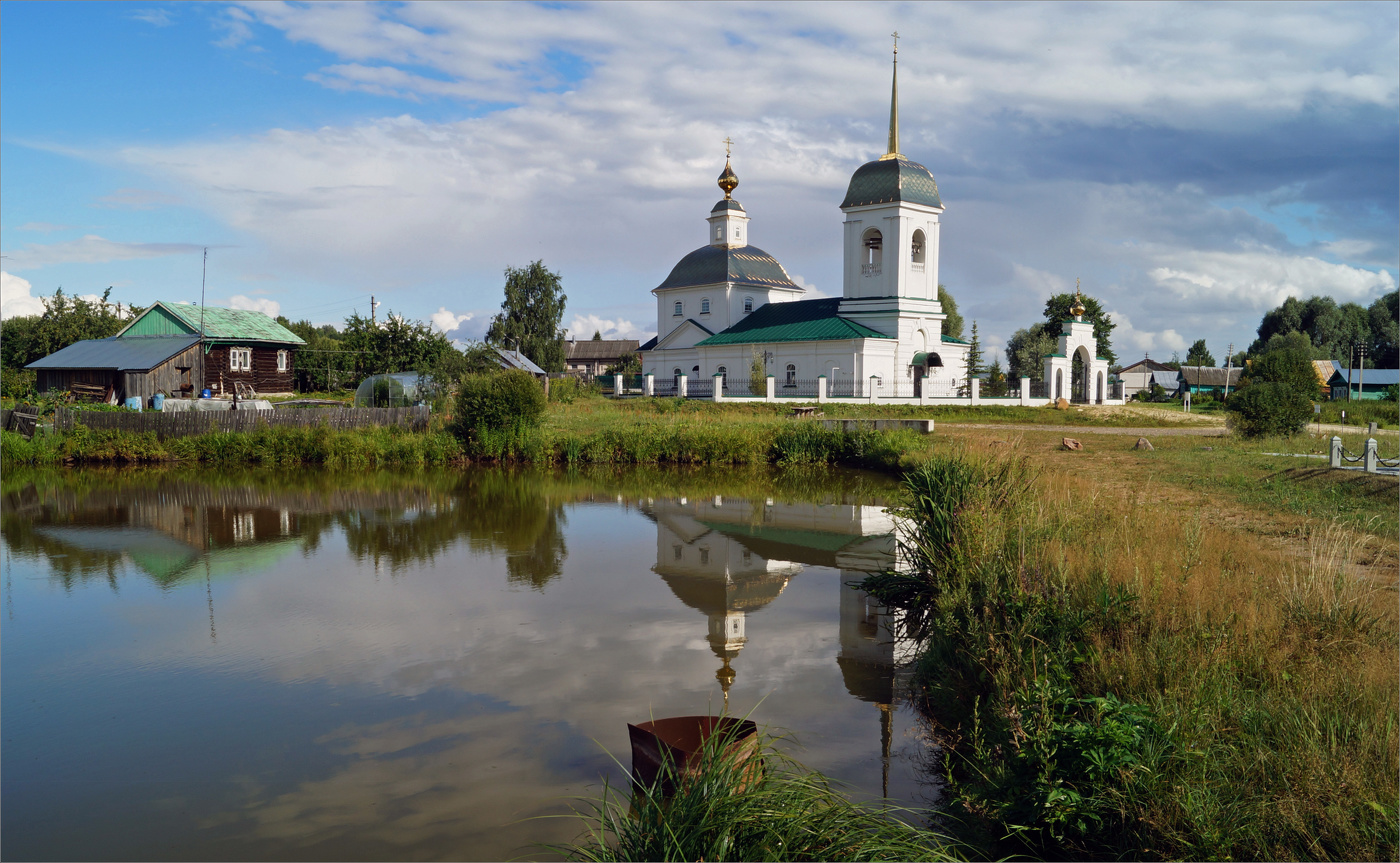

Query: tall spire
<box><xmin>717</xmin><ymin>136</ymin><xmax>738</xmax><ymax>199</ymax></box>
<box><xmin>880</xmin><ymin>31</ymin><xmax>902</xmax><ymax>161</ymax></box>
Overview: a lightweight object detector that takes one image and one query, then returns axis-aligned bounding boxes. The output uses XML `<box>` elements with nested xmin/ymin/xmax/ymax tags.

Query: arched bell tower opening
<box><xmin>911</xmin><ymin>229</ymin><xmax>926</xmax><ymax>268</ymax></box>
<box><xmin>861</xmin><ymin>229</ymin><xmax>883</xmax><ymax>276</ymax></box>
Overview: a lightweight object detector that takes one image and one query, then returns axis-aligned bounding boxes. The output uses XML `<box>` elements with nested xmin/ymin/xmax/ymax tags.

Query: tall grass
<box><xmin>555</xmin><ymin>725</ymin><xmax>962</xmax><ymax>862</ymax></box>
<box><xmin>863</xmin><ymin>443</ymin><xmax>1398</xmax><ymax>860</ymax></box>
<box><xmin>1</xmin><ymin>423</ymin><xmax>462</xmax><ymax>468</ymax></box>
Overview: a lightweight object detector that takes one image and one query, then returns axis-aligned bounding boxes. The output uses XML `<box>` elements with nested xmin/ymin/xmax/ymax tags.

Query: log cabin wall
<box><xmin>202</xmin><ymin>344</ymin><xmax>296</xmax><ymax>395</ymax></box>
<box><xmin>122</xmin><ymin>342</ymin><xmax>205</xmax><ymax>401</ymax></box>
<box><xmin>37</xmin><ymin>369</ymin><xmax>120</xmax><ymax>396</ymax></box>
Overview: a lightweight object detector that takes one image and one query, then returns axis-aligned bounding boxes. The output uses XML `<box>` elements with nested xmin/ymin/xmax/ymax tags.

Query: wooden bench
<box><xmin>789</xmin><ymin>406</ymin><xmax>822</xmax><ymax>418</ymax></box>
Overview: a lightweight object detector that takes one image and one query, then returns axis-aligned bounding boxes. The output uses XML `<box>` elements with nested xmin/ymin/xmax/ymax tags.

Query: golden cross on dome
<box><xmin>892</xmin><ymin>31</ymin><xmax>899</xmax><ymax>54</ymax></box>
<box><xmin>723</xmin><ymin>136</ymin><xmax>733</xmax><ymax>158</ymax></box>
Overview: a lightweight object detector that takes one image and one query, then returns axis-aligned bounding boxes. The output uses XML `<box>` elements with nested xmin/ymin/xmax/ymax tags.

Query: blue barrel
<box><xmin>152</xmin><ymin>394</ymin><xmax>166</xmax><ymax>411</ymax></box>
<box><xmin>201</xmin><ymin>389</ymin><xmax>212</xmax><ymax>399</ymax></box>
<box><xmin>124</xmin><ymin>397</ymin><xmax>143</xmax><ymax>412</ymax></box>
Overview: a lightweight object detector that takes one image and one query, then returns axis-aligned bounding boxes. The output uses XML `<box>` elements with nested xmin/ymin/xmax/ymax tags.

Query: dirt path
<box><xmin>939</xmin><ymin>422</ymin><xmax>1229</xmax><ymax>436</ymax></box>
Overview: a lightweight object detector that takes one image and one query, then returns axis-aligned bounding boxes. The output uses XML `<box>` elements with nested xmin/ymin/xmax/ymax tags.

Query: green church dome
<box><xmin>839</xmin><ymin>157</ymin><xmax>942</xmax><ymax>209</ymax></box>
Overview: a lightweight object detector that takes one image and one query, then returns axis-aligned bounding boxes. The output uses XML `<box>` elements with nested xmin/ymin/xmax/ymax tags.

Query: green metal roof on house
<box><xmin>655</xmin><ymin>244</ymin><xmax>801</xmax><ymax>292</ymax></box>
<box><xmin>695</xmin><ymin>298</ymin><xmax>890</xmax><ymax>346</ymax></box>
<box><xmin>840</xmin><ymin>157</ymin><xmax>943</xmax><ymax>209</ymax></box>
<box><xmin>940</xmin><ymin>334</ymin><xmax>969</xmax><ymax>345</ymax></box>
<box><xmin>119</xmin><ymin>301</ymin><xmax>305</xmax><ymax>344</ymax></box>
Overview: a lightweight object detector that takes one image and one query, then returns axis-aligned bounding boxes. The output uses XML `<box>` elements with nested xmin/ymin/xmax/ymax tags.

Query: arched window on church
<box><xmin>785</xmin><ymin>363</ymin><xmax>796</xmax><ymax>387</ymax></box>
<box><xmin>673</xmin><ymin>368</ymin><xmax>682</xmax><ymax>389</ymax></box>
<box><xmin>674</xmin><ymin>301</ymin><xmax>683</xmax><ymax>316</ymax></box>
<box><xmin>743</xmin><ymin>297</ymin><xmax>753</xmax><ymax>314</ymax></box>
<box><xmin>861</xmin><ymin>228</ymin><xmax>883</xmax><ymax>276</ymax></box>
<box><xmin>911</xmin><ymin>229</ymin><xmax>926</xmax><ymax>272</ymax></box>
<box><xmin>700</xmin><ymin>298</ymin><xmax>711</xmax><ymax>315</ymax></box>
<box><xmin>717</xmin><ymin>365</ymin><xmax>727</xmax><ymax>389</ymax></box>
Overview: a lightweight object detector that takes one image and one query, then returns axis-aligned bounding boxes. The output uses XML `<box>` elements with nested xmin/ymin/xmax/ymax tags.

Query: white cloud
<box><xmin>93</xmin><ymin>187</ymin><xmax>183</xmax><ymax>210</ymax></box>
<box><xmin>228</xmin><ymin>294</ymin><xmax>281</xmax><ymax>318</ymax></box>
<box><xmin>568</xmin><ymin>313</ymin><xmax>649</xmax><ymax>342</ymax></box>
<box><xmin>1147</xmin><ymin>247</ymin><xmax>1395</xmax><ymax>310</ymax></box>
<box><xmin>213</xmin><ymin>6</ymin><xmax>256</xmax><ymax>49</ymax></box>
<box><xmin>789</xmin><ymin>274</ymin><xmax>827</xmax><ymax>299</ymax></box>
<box><xmin>1</xmin><ymin>272</ymin><xmax>46</xmax><ymax>319</ymax></box>
<box><xmin>1107</xmin><ymin>310</ymin><xmax>1188</xmax><ymax>357</ymax></box>
<box><xmin>130</xmin><ymin>8</ymin><xmax>173</xmax><ymax>27</ymax></box>
<box><xmin>0</xmin><ymin>235</ymin><xmax>203</xmax><ymax>270</ymax></box>
<box><xmin>430</xmin><ymin>307</ymin><xmax>473</xmax><ymax>333</ymax></box>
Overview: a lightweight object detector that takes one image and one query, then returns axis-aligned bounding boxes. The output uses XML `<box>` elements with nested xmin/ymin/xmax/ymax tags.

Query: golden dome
<box><xmin>1071</xmin><ymin>282</ymin><xmax>1086</xmax><ymax>319</ymax></box>
<box><xmin>718</xmin><ymin>159</ymin><xmax>738</xmax><ymax>199</ymax></box>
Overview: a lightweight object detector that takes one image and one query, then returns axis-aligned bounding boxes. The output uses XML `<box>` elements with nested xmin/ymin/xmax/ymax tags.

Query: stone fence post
<box><xmin>644</xmin><ymin>373</ymin><xmax>654</xmax><ymax>397</ymax></box>
<box><xmin>869</xmin><ymin>375</ymin><xmax>878</xmax><ymax>404</ymax></box>
<box><xmin>817</xmin><ymin>375</ymin><xmax>827</xmax><ymax>403</ymax></box>
<box><xmin>614</xmin><ymin>375</ymin><xmax>624</xmax><ymax>398</ymax></box>
<box><xmin>1365</xmin><ymin>437</ymin><xmax>1378</xmax><ymax>473</ymax></box>
<box><xmin>712</xmin><ymin>373</ymin><xmax>724</xmax><ymax>403</ymax></box>
<box><xmin>1330</xmin><ymin>435</ymin><xmax>1342</xmax><ymax>468</ymax></box>
<box><xmin>970</xmin><ymin>377</ymin><xmax>980</xmax><ymax>405</ymax></box>
<box><xmin>766</xmin><ymin>375</ymin><xmax>775</xmax><ymax>402</ymax></box>
<box><xmin>678</xmin><ymin>374</ymin><xmax>687</xmax><ymax>399</ymax></box>
<box><xmin>1020</xmin><ymin>377</ymin><xmax>1031</xmax><ymax>407</ymax></box>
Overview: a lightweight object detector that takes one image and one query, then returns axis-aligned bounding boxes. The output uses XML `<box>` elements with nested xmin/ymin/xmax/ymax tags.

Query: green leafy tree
<box><xmin>1248</xmin><ymin>291</ymin><xmax>1397</xmax><ymax>364</ymax></box>
<box><xmin>1005</xmin><ymin>323</ymin><xmax>1057</xmax><ymax>382</ymax></box>
<box><xmin>1</xmin><ymin>288</ymin><xmax>139</xmax><ymax>370</ymax></box>
<box><xmin>966</xmin><ymin>321</ymin><xmax>984</xmax><ymax>378</ymax></box>
<box><xmin>1229</xmin><ymin>344</ymin><xmax>1318</xmax><ymax>437</ymax></box>
<box><xmin>937</xmin><ymin>284</ymin><xmax>963</xmax><ymax>340</ymax></box>
<box><xmin>605</xmin><ymin>351</ymin><xmax>642</xmax><ymax>377</ymax></box>
<box><xmin>591</xmin><ymin>330</ymin><xmax>602</xmax><ymax>340</ymax></box>
<box><xmin>450</xmin><ymin>369</ymin><xmax>546</xmax><ymax>446</ymax></box>
<box><xmin>1369</xmin><ymin>291</ymin><xmax>1398</xmax><ymax>367</ymax></box>
<box><xmin>1043</xmin><ymin>292</ymin><xmax>1116</xmax><ymax>365</ymax></box>
<box><xmin>1185</xmin><ymin>339</ymin><xmax>1215</xmax><ymax>367</ymax></box>
<box><xmin>485</xmin><ymin>261</ymin><xmax>567</xmax><ymax>373</ymax></box>
<box><xmin>340</xmin><ymin>310</ymin><xmax>454</xmax><ymax>380</ymax></box>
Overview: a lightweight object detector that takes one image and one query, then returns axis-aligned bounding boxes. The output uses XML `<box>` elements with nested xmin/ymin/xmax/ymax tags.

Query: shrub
<box><xmin>1229</xmin><ymin>347</ymin><xmax>1319</xmax><ymax>438</ymax></box>
<box><xmin>451</xmin><ymin>370</ymin><xmax>546</xmax><ymax>446</ymax></box>
<box><xmin>1</xmin><ymin>368</ymin><xmax>37</xmax><ymax>401</ymax></box>
<box><xmin>1228</xmin><ymin>381</ymin><xmax>1312</xmax><ymax>437</ymax></box>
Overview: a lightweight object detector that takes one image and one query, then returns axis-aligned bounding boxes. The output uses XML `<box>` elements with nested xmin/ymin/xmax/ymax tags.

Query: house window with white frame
<box><xmin>785</xmin><ymin>363</ymin><xmax>796</xmax><ymax>387</ymax></box>
<box><xmin>277</xmin><ymin>350</ymin><xmax>289</xmax><ymax>372</ymax></box>
<box><xmin>229</xmin><ymin>347</ymin><xmax>252</xmax><ymax>371</ymax></box>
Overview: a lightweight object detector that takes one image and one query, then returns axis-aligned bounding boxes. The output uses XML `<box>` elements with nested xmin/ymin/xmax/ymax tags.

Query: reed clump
<box><xmin>557</xmin><ymin>725</ymin><xmax>962</xmax><ymax>862</ymax></box>
<box><xmin>863</xmin><ymin>442</ymin><xmax>1398</xmax><ymax>861</ymax></box>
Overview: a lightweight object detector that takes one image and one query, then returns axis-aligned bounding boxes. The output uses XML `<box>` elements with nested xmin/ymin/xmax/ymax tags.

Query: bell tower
<box><xmin>837</xmin><ymin>34</ymin><xmax>948</xmax><ymax>344</ymax></box>
<box><xmin>706</xmin><ymin>138</ymin><xmax>749</xmax><ymax>248</ymax></box>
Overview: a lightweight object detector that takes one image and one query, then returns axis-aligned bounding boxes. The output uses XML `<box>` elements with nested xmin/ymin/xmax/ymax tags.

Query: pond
<box><xmin>1</xmin><ymin>465</ymin><xmax>938</xmax><ymax>861</ymax></box>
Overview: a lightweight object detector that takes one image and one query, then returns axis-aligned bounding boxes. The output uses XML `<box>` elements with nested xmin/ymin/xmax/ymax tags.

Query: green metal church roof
<box><xmin>119</xmin><ymin>301</ymin><xmax>306</xmax><ymax>344</ymax></box>
<box><xmin>655</xmin><ymin>244</ymin><xmax>800</xmax><ymax>292</ymax></box>
<box><xmin>840</xmin><ymin>157</ymin><xmax>943</xmax><ymax>209</ymax></box>
<box><xmin>695</xmin><ymin>298</ymin><xmax>890</xmax><ymax>346</ymax></box>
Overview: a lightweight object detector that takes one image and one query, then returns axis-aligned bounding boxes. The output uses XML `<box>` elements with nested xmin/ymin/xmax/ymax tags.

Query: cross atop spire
<box><xmin>879</xmin><ymin>33</ymin><xmax>903</xmax><ymax>161</ymax></box>
<box><xmin>723</xmin><ymin>136</ymin><xmax>733</xmax><ymax>159</ymax></box>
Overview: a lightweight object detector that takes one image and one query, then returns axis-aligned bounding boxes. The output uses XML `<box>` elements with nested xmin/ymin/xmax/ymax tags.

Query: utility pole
<box><xmin>1223</xmin><ymin>342</ymin><xmax>1234</xmax><ymax>402</ymax></box>
<box><xmin>1347</xmin><ymin>344</ymin><xmax>1353</xmax><ymax>402</ymax></box>
<box><xmin>1358</xmin><ymin>344</ymin><xmax>1367</xmax><ymax>401</ymax></box>
<box><xmin>371</xmin><ymin>295</ymin><xmax>379</xmax><ymax>327</ymax></box>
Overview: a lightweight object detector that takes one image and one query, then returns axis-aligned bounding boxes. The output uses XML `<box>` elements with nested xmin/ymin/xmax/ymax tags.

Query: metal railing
<box><xmin>776</xmin><ymin>379</ymin><xmax>820</xmax><ymax>398</ymax></box>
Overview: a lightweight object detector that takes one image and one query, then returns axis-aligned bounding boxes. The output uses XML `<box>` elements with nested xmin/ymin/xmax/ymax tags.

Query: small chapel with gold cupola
<box><xmin>639</xmin><ymin>39</ymin><xmax>971</xmax><ymax>398</ymax></box>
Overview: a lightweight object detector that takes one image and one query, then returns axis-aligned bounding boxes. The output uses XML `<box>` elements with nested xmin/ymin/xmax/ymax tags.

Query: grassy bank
<box><xmin>558</xmin><ymin>725</ymin><xmax>961</xmax><ymax>862</ymax></box>
<box><xmin>863</xmin><ymin>442</ymin><xmax>1398</xmax><ymax>860</ymax></box>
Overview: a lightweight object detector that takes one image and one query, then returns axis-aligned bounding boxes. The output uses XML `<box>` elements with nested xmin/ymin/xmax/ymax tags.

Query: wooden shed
<box><xmin>27</xmin><ymin>335</ymin><xmax>204</xmax><ymax>403</ymax></box>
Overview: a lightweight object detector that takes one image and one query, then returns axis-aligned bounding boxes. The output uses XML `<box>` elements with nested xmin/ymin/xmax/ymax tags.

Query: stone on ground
<box><xmin>1062</xmin><ymin>437</ymin><xmax>1083</xmax><ymax>451</ymax></box>
<box><xmin>1134</xmin><ymin>437</ymin><xmax>1154</xmax><ymax>451</ymax></box>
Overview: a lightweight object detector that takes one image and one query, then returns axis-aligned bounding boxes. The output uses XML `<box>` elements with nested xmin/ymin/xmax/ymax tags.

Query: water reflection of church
<box><xmin>641</xmin><ymin>495</ymin><xmax>908</xmax><ymax>708</ymax></box>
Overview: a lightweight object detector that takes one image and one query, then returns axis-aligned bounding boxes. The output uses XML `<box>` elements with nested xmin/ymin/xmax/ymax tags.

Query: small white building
<box><xmin>640</xmin><ymin>50</ymin><xmax>969</xmax><ymax>398</ymax></box>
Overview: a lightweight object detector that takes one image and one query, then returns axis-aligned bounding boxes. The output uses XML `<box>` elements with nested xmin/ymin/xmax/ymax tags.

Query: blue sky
<box><xmin>3</xmin><ymin>1</ymin><xmax>1396</xmax><ymax>360</ymax></box>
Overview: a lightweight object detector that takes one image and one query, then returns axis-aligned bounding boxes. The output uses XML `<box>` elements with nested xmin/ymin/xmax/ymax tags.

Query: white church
<box><xmin>638</xmin><ymin>45</ymin><xmax>968</xmax><ymax>398</ymax></box>
<box><xmin>638</xmin><ymin>47</ymin><xmax>1118</xmax><ymax>405</ymax></box>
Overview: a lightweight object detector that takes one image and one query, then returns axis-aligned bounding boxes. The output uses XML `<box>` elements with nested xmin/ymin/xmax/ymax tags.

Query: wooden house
<box><xmin>565</xmin><ymin>338</ymin><xmax>640</xmax><ymax>379</ymax></box>
<box><xmin>27</xmin><ymin>301</ymin><xmax>306</xmax><ymax>402</ymax></box>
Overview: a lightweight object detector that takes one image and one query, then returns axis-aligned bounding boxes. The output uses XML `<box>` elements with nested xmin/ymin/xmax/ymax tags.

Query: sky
<box><xmin>2</xmin><ymin>1</ymin><xmax>1396</xmax><ymax>362</ymax></box>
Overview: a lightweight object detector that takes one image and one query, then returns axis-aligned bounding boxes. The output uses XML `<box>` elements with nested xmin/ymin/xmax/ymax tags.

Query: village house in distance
<box><xmin>26</xmin><ymin>301</ymin><xmax>305</xmax><ymax>403</ymax></box>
